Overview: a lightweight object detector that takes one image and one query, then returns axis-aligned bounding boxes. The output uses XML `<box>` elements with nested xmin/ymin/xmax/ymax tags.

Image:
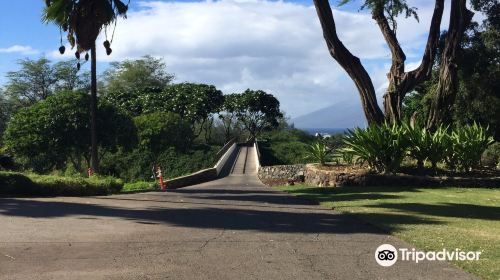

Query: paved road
<box><xmin>0</xmin><ymin>165</ymin><xmax>475</xmax><ymax>279</ymax></box>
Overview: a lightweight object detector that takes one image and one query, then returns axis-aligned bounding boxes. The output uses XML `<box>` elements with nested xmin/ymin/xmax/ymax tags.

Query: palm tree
<box><xmin>43</xmin><ymin>0</ymin><xmax>129</xmax><ymax>173</ymax></box>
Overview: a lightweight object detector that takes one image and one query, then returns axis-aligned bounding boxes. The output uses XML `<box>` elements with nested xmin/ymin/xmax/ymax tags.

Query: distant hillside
<box><xmin>292</xmin><ymin>101</ymin><xmax>366</xmax><ymax>129</ymax></box>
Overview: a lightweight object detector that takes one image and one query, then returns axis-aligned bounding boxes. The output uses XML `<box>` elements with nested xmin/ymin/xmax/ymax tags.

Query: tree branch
<box><xmin>372</xmin><ymin>9</ymin><xmax>406</xmax><ymax>73</ymax></box>
<box><xmin>406</xmin><ymin>0</ymin><xmax>445</xmax><ymax>83</ymax></box>
<box><xmin>313</xmin><ymin>0</ymin><xmax>384</xmax><ymax>125</ymax></box>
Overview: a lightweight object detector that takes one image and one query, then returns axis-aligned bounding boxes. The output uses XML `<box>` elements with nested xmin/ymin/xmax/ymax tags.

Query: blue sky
<box><xmin>0</xmin><ymin>0</ymin><xmax>478</xmax><ymax>125</ymax></box>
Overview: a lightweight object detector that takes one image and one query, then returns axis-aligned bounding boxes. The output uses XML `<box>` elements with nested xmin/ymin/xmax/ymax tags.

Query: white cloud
<box><xmin>51</xmin><ymin>0</ymin><xmax>445</xmax><ymax>118</ymax></box>
<box><xmin>0</xmin><ymin>45</ymin><xmax>39</xmax><ymax>55</ymax></box>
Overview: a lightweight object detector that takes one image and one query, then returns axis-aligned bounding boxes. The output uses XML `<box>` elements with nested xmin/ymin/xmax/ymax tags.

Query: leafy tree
<box><xmin>218</xmin><ymin>93</ymin><xmax>242</xmax><ymax>142</ymax></box>
<box><xmin>134</xmin><ymin>112</ymin><xmax>194</xmax><ymax>164</ymax></box>
<box><xmin>53</xmin><ymin>60</ymin><xmax>90</xmax><ymax>93</ymax></box>
<box><xmin>104</xmin><ymin>55</ymin><xmax>174</xmax><ymax>94</ymax></box>
<box><xmin>3</xmin><ymin>91</ymin><xmax>136</xmax><ymax>172</ymax></box>
<box><xmin>142</xmin><ymin>83</ymin><xmax>224</xmax><ymax>139</ymax></box>
<box><xmin>3</xmin><ymin>58</ymin><xmax>89</xmax><ymax>107</ymax></box>
<box><xmin>102</xmin><ymin>56</ymin><xmax>174</xmax><ymax>116</ymax></box>
<box><xmin>314</xmin><ymin>0</ymin><xmax>472</xmax><ymax>125</ymax></box>
<box><xmin>5</xmin><ymin>58</ymin><xmax>56</xmax><ymax>106</ymax></box>
<box><xmin>43</xmin><ymin>0</ymin><xmax>130</xmax><ymax>173</ymax></box>
<box><xmin>233</xmin><ymin>90</ymin><xmax>283</xmax><ymax>139</ymax></box>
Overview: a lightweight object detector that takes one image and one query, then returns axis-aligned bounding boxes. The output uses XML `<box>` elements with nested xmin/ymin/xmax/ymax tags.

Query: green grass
<box><xmin>122</xmin><ymin>181</ymin><xmax>158</xmax><ymax>193</ymax></box>
<box><xmin>277</xmin><ymin>184</ymin><xmax>500</xmax><ymax>280</ymax></box>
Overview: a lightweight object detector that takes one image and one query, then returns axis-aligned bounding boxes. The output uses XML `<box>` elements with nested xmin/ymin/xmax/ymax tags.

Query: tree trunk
<box><xmin>90</xmin><ymin>43</ymin><xmax>99</xmax><ymax>173</ymax></box>
<box><xmin>313</xmin><ymin>0</ymin><xmax>384</xmax><ymax>125</ymax></box>
<box><xmin>427</xmin><ymin>0</ymin><xmax>474</xmax><ymax>130</ymax></box>
<box><xmin>373</xmin><ymin>0</ymin><xmax>445</xmax><ymax>123</ymax></box>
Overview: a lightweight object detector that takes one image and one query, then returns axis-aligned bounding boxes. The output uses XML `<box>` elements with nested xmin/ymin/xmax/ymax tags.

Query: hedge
<box><xmin>0</xmin><ymin>171</ymin><xmax>123</xmax><ymax>196</ymax></box>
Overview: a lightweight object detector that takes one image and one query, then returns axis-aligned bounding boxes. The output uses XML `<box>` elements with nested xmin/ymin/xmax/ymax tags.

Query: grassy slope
<box><xmin>278</xmin><ymin>185</ymin><xmax>500</xmax><ymax>280</ymax></box>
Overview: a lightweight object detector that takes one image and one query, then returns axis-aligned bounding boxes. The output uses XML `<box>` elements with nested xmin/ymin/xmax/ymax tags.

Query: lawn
<box><xmin>277</xmin><ymin>185</ymin><xmax>500</xmax><ymax>280</ymax></box>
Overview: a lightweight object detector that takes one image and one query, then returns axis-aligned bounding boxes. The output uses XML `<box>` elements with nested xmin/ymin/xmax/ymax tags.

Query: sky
<box><xmin>0</xmin><ymin>0</ymin><xmax>483</xmax><ymax>122</ymax></box>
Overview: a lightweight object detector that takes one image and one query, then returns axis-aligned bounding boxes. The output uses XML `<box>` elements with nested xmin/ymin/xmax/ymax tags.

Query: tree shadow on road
<box><xmin>0</xmin><ymin>198</ymin><xmax>443</xmax><ymax>234</ymax></box>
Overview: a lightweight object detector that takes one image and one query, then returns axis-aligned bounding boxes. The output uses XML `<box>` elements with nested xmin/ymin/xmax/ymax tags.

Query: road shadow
<box><xmin>0</xmin><ymin>198</ymin><xmax>442</xmax><ymax>234</ymax></box>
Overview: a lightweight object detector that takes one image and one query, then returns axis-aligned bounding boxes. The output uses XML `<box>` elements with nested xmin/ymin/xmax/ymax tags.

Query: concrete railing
<box><xmin>164</xmin><ymin>138</ymin><xmax>237</xmax><ymax>189</ymax></box>
<box><xmin>214</xmin><ymin>142</ymin><xmax>237</xmax><ymax>176</ymax></box>
<box><xmin>253</xmin><ymin>140</ymin><xmax>261</xmax><ymax>169</ymax></box>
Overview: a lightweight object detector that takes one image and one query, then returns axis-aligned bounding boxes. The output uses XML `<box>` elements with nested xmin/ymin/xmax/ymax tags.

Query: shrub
<box><xmin>258</xmin><ymin>129</ymin><xmax>316</xmax><ymax>166</ymax></box>
<box><xmin>0</xmin><ymin>171</ymin><xmax>123</xmax><ymax>196</ymax></box>
<box><xmin>482</xmin><ymin>142</ymin><xmax>500</xmax><ymax>168</ymax></box>
<box><xmin>100</xmin><ymin>145</ymin><xmax>219</xmax><ymax>182</ymax></box>
<box><xmin>447</xmin><ymin>123</ymin><xmax>494</xmax><ymax>171</ymax></box>
<box><xmin>341</xmin><ymin>123</ymin><xmax>409</xmax><ymax>173</ymax></box>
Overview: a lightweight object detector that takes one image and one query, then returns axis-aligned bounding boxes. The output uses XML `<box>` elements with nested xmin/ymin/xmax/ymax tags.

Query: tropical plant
<box><xmin>404</xmin><ymin>122</ymin><xmax>448</xmax><ymax>169</ymax></box>
<box><xmin>447</xmin><ymin>123</ymin><xmax>494</xmax><ymax>171</ymax></box>
<box><xmin>341</xmin><ymin>123</ymin><xmax>409</xmax><ymax>173</ymax></box>
<box><xmin>305</xmin><ymin>137</ymin><xmax>332</xmax><ymax>166</ymax></box>
<box><xmin>43</xmin><ymin>0</ymin><xmax>130</xmax><ymax>173</ymax></box>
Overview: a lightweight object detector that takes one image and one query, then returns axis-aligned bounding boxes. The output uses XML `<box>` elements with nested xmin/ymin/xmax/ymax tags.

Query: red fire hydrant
<box><xmin>157</xmin><ymin>166</ymin><xmax>166</xmax><ymax>191</ymax></box>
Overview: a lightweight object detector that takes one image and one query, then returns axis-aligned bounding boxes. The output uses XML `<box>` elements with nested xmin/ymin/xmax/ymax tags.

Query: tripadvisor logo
<box><xmin>375</xmin><ymin>244</ymin><xmax>482</xmax><ymax>267</ymax></box>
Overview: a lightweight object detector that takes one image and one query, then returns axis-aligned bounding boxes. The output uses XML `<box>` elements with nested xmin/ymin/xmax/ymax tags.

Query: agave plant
<box><xmin>448</xmin><ymin>123</ymin><xmax>494</xmax><ymax>171</ymax></box>
<box><xmin>341</xmin><ymin>123</ymin><xmax>409</xmax><ymax>173</ymax></box>
<box><xmin>305</xmin><ymin>137</ymin><xmax>332</xmax><ymax>166</ymax></box>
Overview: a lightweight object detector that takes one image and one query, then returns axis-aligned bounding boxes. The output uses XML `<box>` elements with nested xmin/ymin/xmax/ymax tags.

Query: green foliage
<box><xmin>232</xmin><ymin>89</ymin><xmax>283</xmax><ymax>139</ymax></box>
<box><xmin>100</xmin><ymin>145</ymin><xmax>219</xmax><ymax>182</ymax></box>
<box><xmin>447</xmin><ymin>123</ymin><xmax>495</xmax><ymax>171</ymax></box>
<box><xmin>104</xmin><ymin>56</ymin><xmax>174</xmax><ymax>95</ymax></box>
<box><xmin>3</xmin><ymin>91</ymin><xmax>136</xmax><ymax>172</ymax></box>
<box><xmin>0</xmin><ymin>171</ymin><xmax>123</xmax><ymax>196</ymax></box>
<box><xmin>259</xmin><ymin>129</ymin><xmax>315</xmax><ymax>166</ymax></box>
<box><xmin>305</xmin><ymin>138</ymin><xmax>332</xmax><ymax>166</ymax></box>
<box><xmin>145</xmin><ymin>83</ymin><xmax>224</xmax><ymax>124</ymax></box>
<box><xmin>122</xmin><ymin>181</ymin><xmax>158</xmax><ymax>193</ymax></box>
<box><xmin>404</xmin><ymin>122</ymin><xmax>448</xmax><ymax>169</ymax></box>
<box><xmin>4</xmin><ymin>58</ymin><xmax>89</xmax><ymax>106</ymax></box>
<box><xmin>339</xmin><ymin>0</ymin><xmax>419</xmax><ymax>31</ymax></box>
<box><xmin>342</xmin><ymin>123</ymin><xmax>409</xmax><ymax>173</ymax></box>
<box><xmin>402</xmin><ymin>4</ymin><xmax>500</xmax><ymax>139</ymax></box>
<box><xmin>102</xmin><ymin>56</ymin><xmax>174</xmax><ymax>116</ymax></box>
<box><xmin>134</xmin><ymin>112</ymin><xmax>194</xmax><ymax>161</ymax></box>
<box><xmin>340</xmin><ymin>122</ymin><xmax>494</xmax><ymax>173</ymax></box>
<box><xmin>482</xmin><ymin>142</ymin><xmax>500</xmax><ymax>168</ymax></box>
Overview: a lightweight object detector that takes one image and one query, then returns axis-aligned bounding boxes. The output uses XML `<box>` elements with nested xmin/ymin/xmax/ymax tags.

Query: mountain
<box><xmin>291</xmin><ymin>101</ymin><xmax>366</xmax><ymax>129</ymax></box>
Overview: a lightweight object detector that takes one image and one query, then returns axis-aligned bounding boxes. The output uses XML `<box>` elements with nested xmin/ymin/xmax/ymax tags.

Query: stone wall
<box><xmin>258</xmin><ymin>164</ymin><xmax>305</xmax><ymax>182</ymax></box>
<box><xmin>304</xmin><ymin>165</ymin><xmax>365</xmax><ymax>187</ymax></box>
<box><xmin>258</xmin><ymin>163</ymin><xmax>500</xmax><ymax>188</ymax></box>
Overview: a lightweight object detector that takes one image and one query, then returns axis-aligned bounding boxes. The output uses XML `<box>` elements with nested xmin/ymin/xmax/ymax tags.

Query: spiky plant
<box><xmin>305</xmin><ymin>138</ymin><xmax>332</xmax><ymax>166</ymax></box>
<box><xmin>341</xmin><ymin>123</ymin><xmax>409</xmax><ymax>173</ymax></box>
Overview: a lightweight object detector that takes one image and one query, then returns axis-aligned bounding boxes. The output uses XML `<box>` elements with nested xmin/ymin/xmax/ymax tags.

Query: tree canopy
<box><xmin>232</xmin><ymin>89</ymin><xmax>283</xmax><ymax>139</ymax></box>
<box><xmin>3</xmin><ymin>91</ymin><xmax>136</xmax><ymax>172</ymax></box>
